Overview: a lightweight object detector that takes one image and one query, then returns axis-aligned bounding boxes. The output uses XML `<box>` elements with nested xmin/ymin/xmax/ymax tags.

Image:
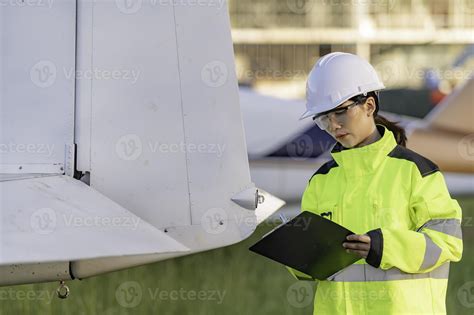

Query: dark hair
<box><xmin>349</xmin><ymin>92</ymin><xmax>407</xmax><ymax>147</ymax></box>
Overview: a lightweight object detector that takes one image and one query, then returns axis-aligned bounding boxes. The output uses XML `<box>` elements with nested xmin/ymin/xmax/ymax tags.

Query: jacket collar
<box><xmin>330</xmin><ymin>124</ymin><xmax>398</xmax><ymax>176</ymax></box>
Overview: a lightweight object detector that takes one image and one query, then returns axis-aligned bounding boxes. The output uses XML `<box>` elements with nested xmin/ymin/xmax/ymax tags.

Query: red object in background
<box><xmin>430</xmin><ymin>89</ymin><xmax>446</xmax><ymax>106</ymax></box>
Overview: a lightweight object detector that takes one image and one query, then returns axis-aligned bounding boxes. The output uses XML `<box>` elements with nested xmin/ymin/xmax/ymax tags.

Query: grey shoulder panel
<box><xmin>387</xmin><ymin>145</ymin><xmax>440</xmax><ymax>177</ymax></box>
<box><xmin>309</xmin><ymin>159</ymin><xmax>339</xmax><ymax>182</ymax></box>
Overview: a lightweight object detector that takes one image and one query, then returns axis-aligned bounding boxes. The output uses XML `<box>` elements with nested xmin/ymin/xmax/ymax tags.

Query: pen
<box><xmin>279</xmin><ymin>213</ymin><xmax>288</xmax><ymax>224</ymax></box>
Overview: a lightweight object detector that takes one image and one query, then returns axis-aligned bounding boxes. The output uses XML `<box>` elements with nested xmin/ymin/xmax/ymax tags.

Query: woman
<box><xmin>288</xmin><ymin>52</ymin><xmax>463</xmax><ymax>314</ymax></box>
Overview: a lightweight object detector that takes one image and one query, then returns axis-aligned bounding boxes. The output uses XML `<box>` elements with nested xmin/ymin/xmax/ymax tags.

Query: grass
<box><xmin>1</xmin><ymin>197</ymin><xmax>473</xmax><ymax>315</ymax></box>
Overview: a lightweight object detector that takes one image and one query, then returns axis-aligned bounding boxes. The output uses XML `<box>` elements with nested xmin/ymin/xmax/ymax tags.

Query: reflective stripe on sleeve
<box><xmin>420</xmin><ymin>218</ymin><xmax>462</xmax><ymax>240</ymax></box>
<box><xmin>421</xmin><ymin>234</ymin><xmax>443</xmax><ymax>270</ymax></box>
<box><xmin>326</xmin><ymin>262</ymin><xmax>449</xmax><ymax>282</ymax></box>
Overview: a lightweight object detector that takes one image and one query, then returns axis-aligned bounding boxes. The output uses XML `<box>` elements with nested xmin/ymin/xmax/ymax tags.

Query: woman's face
<box><xmin>325</xmin><ymin>97</ymin><xmax>377</xmax><ymax>148</ymax></box>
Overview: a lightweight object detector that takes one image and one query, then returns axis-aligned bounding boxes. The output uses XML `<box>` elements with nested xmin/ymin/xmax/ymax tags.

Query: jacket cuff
<box><xmin>366</xmin><ymin>228</ymin><xmax>383</xmax><ymax>268</ymax></box>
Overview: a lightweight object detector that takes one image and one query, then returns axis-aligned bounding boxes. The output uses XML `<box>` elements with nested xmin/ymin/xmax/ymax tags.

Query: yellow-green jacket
<box><xmin>287</xmin><ymin>124</ymin><xmax>463</xmax><ymax>314</ymax></box>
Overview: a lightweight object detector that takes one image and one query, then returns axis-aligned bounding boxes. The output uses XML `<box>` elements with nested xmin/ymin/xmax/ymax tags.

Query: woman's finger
<box><xmin>342</xmin><ymin>242</ymin><xmax>370</xmax><ymax>251</ymax></box>
<box><xmin>345</xmin><ymin>249</ymin><xmax>368</xmax><ymax>258</ymax></box>
<box><xmin>346</xmin><ymin>234</ymin><xmax>371</xmax><ymax>243</ymax></box>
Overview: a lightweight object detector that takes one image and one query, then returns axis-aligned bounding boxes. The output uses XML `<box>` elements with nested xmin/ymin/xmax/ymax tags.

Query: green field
<box><xmin>1</xmin><ymin>197</ymin><xmax>473</xmax><ymax>315</ymax></box>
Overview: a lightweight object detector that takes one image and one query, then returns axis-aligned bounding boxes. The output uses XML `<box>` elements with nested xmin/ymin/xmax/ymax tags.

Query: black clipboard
<box><xmin>249</xmin><ymin>211</ymin><xmax>362</xmax><ymax>280</ymax></box>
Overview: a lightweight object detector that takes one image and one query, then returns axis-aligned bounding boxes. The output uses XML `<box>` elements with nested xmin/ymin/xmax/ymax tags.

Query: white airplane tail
<box><xmin>0</xmin><ymin>0</ymin><xmax>284</xmax><ymax>286</ymax></box>
<box><xmin>406</xmin><ymin>77</ymin><xmax>474</xmax><ymax>173</ymax></box>
<box><xmin>424</xmin><ymin>77</ymin><xmax>474</xmax><ymax>134</ymax></box>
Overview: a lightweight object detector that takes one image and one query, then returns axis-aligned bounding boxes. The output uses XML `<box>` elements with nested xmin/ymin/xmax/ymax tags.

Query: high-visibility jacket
<box><xmin>287</xmin><ymin>124</ymin><xmax>463</xmax><ymax>314</ymax></box>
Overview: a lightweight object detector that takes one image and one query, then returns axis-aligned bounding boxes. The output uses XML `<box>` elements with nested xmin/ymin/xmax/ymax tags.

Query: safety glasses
<box><xmin>312</xmin><ymin>100</ymin><xmax>364</xmax><ymax>130</ymax></box>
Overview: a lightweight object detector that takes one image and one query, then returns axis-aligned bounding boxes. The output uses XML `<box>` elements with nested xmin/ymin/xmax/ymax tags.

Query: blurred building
<box><xmin>228</xmin><ymin>0</ymin><xmax>474</xmax><ymax>98</ymax></box>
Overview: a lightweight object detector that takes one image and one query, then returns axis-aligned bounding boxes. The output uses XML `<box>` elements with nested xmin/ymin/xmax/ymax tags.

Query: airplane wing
<box><xmin>239</xmin><ymin>87</ymin><xmax>314</xmax><ymax>158</ymax></box>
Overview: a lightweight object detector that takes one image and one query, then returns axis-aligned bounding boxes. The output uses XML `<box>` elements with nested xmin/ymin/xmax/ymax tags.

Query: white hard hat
<box><xmin>300</xmin><ymin>52</ymin><xmax>385</xmax><ymax>120</ymax></box>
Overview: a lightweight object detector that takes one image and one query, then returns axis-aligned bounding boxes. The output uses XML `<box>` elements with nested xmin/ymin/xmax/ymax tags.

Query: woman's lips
<box><xmin>336</xmin><ymin>133</ymin><xmax>349</xmax><ymax>139</ymax></box>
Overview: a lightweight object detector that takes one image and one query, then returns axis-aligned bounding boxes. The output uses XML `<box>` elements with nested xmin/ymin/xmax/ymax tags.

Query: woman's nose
<box><xmin>328</xmin><ymin>116</ymin><xmax>342</xmax><ymax>133</ymax></box>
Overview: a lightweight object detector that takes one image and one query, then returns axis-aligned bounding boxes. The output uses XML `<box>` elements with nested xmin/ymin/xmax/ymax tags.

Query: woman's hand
<box><xmin>342</xmin><ymin>234</ymin><xmax>371</xmax><ymax>258</ymax></box>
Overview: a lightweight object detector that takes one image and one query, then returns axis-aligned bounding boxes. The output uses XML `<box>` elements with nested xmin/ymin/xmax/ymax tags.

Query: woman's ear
<box><xmin>365</xmin><ymin>97</ymin><xmax>377</xmax><ymax>117</ymax></box>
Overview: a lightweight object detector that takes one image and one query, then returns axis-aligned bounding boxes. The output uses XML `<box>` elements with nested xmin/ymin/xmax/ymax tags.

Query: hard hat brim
<box><xmin>299</xmin><ymin>109</ymin><xmax>316</xmax><ymax>120</ymax></box>
<box><xmin>300</xmin><ymin>86</ymin><xmax>386</xmax><ymax>121</ymax></box>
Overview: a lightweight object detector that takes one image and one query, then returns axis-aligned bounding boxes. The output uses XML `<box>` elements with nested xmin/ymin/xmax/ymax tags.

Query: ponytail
<box><xmin>374</xmin><ymin>114</ymin><xmax>407</xmax><ymax>147</ymax></box>
<box><xmin>351</xmin><ymin>91</ymin><xmax>407</xmax><ymax>147</ymax></box>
